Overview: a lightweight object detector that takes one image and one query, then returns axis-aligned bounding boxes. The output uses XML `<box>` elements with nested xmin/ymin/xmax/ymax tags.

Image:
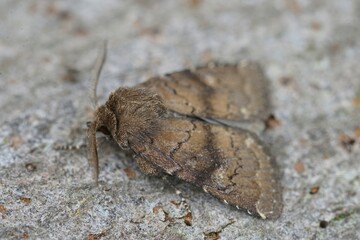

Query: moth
<box><xmin>87</xmin><ymin>43</ymin><xmax>283</xmax><ymax>219</ymax></box>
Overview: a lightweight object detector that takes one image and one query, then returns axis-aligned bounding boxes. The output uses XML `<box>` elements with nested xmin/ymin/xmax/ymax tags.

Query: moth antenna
<box><xmin>87</xmin><ymin>122</ymin><xmax>99</xmax><ymax>185</ymax></box>
<box><xmin>90</xmin><ymin>40</ymin><xmax>107</xmax><ymax>108</ymax></box>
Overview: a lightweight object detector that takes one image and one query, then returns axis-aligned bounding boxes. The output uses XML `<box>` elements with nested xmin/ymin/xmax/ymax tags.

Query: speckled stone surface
<box><xmin>1</xmin><ymin>0</ymin><xmax>360</xmax><ymax>239</ymax></box>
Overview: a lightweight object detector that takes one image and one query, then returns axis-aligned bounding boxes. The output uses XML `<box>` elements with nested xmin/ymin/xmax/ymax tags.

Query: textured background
<box><xmin>1</xmin><ymin>0</ymin><xmax>360</xmax><ymax>239</ymax></box>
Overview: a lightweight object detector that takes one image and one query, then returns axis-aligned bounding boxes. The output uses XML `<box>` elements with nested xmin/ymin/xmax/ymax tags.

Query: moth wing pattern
<box><xmin>88</xmin><ymin>58</ymin><xmax>283</xmax><ymax>219</ymax></box>
<box><xmin>129</xmin><ymin>117</ymin><xmax>282</xmax><ymax>219</ymax></box>
<box><xmin>139</xmin><ymin>62</ymin><xmax>271</xmax><ymax>122</ymax></box>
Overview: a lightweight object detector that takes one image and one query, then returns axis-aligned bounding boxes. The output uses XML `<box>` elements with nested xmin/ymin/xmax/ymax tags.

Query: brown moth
<box><xmin>87</xmin><ymin>44</ymin><xmax>283</xmax><ymax>219</ymax></box>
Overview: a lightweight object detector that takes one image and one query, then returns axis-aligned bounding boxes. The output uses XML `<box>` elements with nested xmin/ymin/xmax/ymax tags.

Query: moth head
<box><xmin>87</xmin><ymin>87</ymin><xmax>166</xmax><ymax>183</ymax></box>
<box><xmin>87</xmin><ymin>104</ymin><xmax>116</xmax><ymax>184</ymax></box>
<box><xmin>87</xmin><ymin>41</ymin><xmax>166</xmax><ymax>184</ymax></box>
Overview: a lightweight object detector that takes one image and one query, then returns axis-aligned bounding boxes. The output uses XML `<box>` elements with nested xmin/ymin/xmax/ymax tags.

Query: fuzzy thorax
<box><xmin>94</xmin><ymin>87</ymin><xmax>166</xmax><ymax>148</ymax></box>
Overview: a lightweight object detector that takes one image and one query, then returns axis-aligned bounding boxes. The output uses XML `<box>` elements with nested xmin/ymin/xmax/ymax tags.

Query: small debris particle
<box><xmin>123</xmin><ymin>167</ymin><xmax>136</xmax><ymax>179</ymax></box>
<box><xmin>204</xmin><ymin>219</ymin><xmax>235</xmax><ymax>239</ymax></box>
<box><xmin>152</xmin><ymin>205</ymin><xmax>171</xmax><ymax>222</ymax></box>
<box><xmin>338</xmin><ymin>133</ymin><xmax>355</xmax><ymax>152</ymax></box>
<box><xmin>286</xmin><ymin>0</ymin><xmax>302</xmax><ymax>13</ymax></box>
<box><xmin>329</xmin><ymin>43</ymin><xmax>341</xmax><ymax>55</ymax></box>
<box><xmin>20</xmin><ymin>197</ymin><xmax>31</xmax><ymax>204</ymax></box>
<box><xmin>46</xmin><ymin>2</ymin><xmax>57</xmax><ymax>15</ymax></box>
<box><xmin>87</xmin><ymin>230</ymin><xmax>107</xmax><ymax>240</ymax></box>
<box><xmin>319</xmin><ymin>220</ymin><xmax>328</xmax><ymax>228</ymax></box>
<box><xmin>61</xmin><ymin>67</ymin><xmax>80</xmax><ymax>83</ymax></box>
<box><xmin>58</xmin><ymin>10</ymin><xmax>72</xmax><ymax>21</ymax></box>
<box><xmin>21</xmin><ymin>232</ymin><xmax>29</xmax><ymax>239</ymax></box>
<box><xmin>266</xmin><ymin>114</ymin><xmax>281</xmax><ymax>129</ymax></box>
<box><xmin>130</xmin><ymin>212</ymin><xmax>145</xmax><ymax>224</ymax></box>
<box><xmin>310</xmin><ymin>21</ymin><xmax>322</xmax><ymax>31</ymax></box>
<box><xmin>184</xmin><ymin>211</ymin><xmax>193</xmax><ymax>226</ymax></box>
<box><xmin>0</xmin><ymin>204</ymin><xmax>6</xmax><ymax>214</ymax></box>
<box><xmin>170</xmin><ymin>200</ymin><xmax>180</xmax><ymax>207</ymax></box>
<box><xmin>25</xmin><ymin>163</ymin><xmax>37</xmax><ymax>172</ymax></box>
<box><xmin>9</xmin><ymin>135</ymin><xmax>23</xmax><ymax>148</ymax></box>
<box><xmin>310</xmin><ymin>186</ymin><xmax>320</xmax><ymax>195</ymax></box>
<box><xmin>279</xmin><ymin>76</ymin><xmax>293</xmax><ymax>86</ymax></box>
<box><xmin>74</xmin><ymin>26</ymin><xmax>88</xmax><ymax>36</ymax></box>
<box><xmin>354</xmin><ymin>126</ymin><xmax>360</xmax><ymax>138</ymax></box>
<box><xmin>185</xmin><ymin>0</ymin><xmax>202</xmax><ymax>7</ymax></box>
<box><xmin>29</xmin><ymin>2</ymin><xmax>38</xmax><ymax>12</ymax></box>
<box><xmin>152</xmin><ymin>205</ymin><xmax>162</xmax><ymax>214</ymax></box>
<box><xmin>294</xmin><ymin>161</ymin><xmax>305</xmax><ymax>173</ymax></box>
<box><xmin>352</xmin><ymin>95</ymin><xmax>360</xmax><ymax>106</ymax></box>
<box><xmin>204</xmin><ymin>232</ymin><xmax>220</xmax><ymax>240</ymax></box>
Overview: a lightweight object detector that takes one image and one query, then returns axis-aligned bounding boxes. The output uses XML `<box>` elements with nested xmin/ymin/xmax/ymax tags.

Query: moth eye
<box><xmin>97</xmin><ymin>126</ymin><xmax>111</xmax><ymax>136</ymax></box>
<box><xmin>86</xmin><ymin>121</ymin><xmax>92</xmax><ymax>127</ymax></box>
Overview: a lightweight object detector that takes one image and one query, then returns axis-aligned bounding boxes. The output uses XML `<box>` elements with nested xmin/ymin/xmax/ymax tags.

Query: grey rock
<box><xmin>1</xmin><ymin>0</ymin><xmax>359</xmax><ymax>239</ymax></box>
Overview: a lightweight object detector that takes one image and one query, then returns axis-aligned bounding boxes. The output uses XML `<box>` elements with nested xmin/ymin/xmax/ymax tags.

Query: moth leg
<box><xmin>134</xmin><ymin>155</ymin><xmax>163</xmax><ymax>176</ymax></box>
